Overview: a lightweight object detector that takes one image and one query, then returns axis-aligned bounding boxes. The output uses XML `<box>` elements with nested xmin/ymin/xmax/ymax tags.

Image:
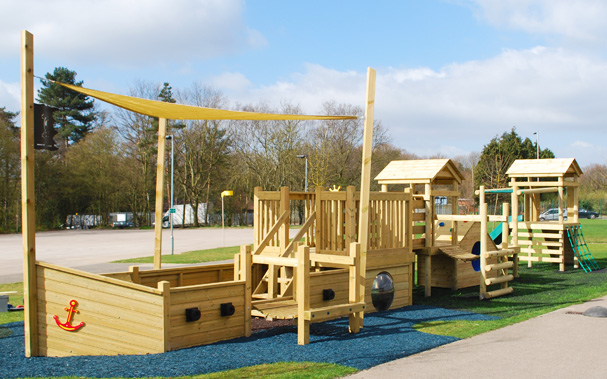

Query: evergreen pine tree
<box><xmin>37</xmin><ymin>67</ymin><xmax>96</xmax><ymax>146</ymax></box>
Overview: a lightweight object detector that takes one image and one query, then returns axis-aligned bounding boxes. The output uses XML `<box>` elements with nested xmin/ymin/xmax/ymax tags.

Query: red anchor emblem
<box><xmin>53</xmin><ymin>299</ymin><xmax>85</xmax><ymax>331</ymax></box>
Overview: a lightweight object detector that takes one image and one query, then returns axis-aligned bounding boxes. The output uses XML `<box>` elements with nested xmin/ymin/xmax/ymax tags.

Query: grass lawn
<box><xmin>2</xmin><ymin>219</ymin><xmax>606</xmax><ymax>378</ymax></box>
<box><xmin>113</xmin><ymin>245</ymin><xmax>243</xmax><ymax>264</ymax></box>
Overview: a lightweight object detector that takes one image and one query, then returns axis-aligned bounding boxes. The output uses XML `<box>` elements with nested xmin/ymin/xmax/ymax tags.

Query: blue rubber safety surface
<box><xmin>0</xmin><ymin>305</ymin><xmax>496</xmax><ymax>378</ymax></box>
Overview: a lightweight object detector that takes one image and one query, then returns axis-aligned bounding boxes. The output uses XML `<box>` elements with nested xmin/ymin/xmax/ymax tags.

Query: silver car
<box><xmin>539</xmin><ymin>208</ymin><xmax>568</xmax><ymax>221</ymax></box>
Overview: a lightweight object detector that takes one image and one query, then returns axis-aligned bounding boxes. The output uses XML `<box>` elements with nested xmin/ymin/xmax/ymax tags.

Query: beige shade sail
<box><xmin>55</xmin><ymin>81</ymin><xmax>357</xmax><ymax>121</ymax></box>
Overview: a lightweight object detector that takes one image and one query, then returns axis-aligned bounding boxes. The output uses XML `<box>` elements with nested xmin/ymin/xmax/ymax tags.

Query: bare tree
<box><xmin>177</xmin><ymin>84</ymin><xmax>232</xmax><ymax>225</ymax></box>
<box><xmin>114</xmin><ymin>80</ymin><xmax>162</xmax><ymax>226</ymax></box>
<box><xmin>308</xmin><ymin>101</ymin><xmax>389</xmax><ymax>189</ymax></box>
<box><xmin>231</xmin><ymin>101</ymin><xmax>308</xmax><ymax>191</ymax></box>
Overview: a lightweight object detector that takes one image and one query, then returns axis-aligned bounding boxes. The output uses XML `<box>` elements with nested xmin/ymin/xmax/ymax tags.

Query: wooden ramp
<box><xmin>438</xmin><ymin>245</ymin><xmax>479</xmax><ymax>262</ymax></box>
<box><xmin>252</xmin><ymin>298</ymin><xmax>298</xmax><ymax>320</ymax></box>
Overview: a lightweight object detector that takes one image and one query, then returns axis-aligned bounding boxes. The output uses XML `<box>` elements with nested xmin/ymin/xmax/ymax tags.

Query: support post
<box><xmin>153</xmin><ymin>118</ymin><xmax>168</xmax><ymax>269</ymax></box>
<box><xmin>348</xmin><ymin>242</ymin><xmax>362</xmax><ymax>333</ymax></box>
<box><xmin>253</xmin><ymin>187</ymin><xmax>262</xmax><ymax>249</ymax></box>
<box><xmin>129</xmin><ymin>266</ymin><xmax>140</xmax><ymax>284</ymax></box>
<box><xmin>424</xmin><ymin>182</ymin><xmax>432</xmax><ymax>297</ymax></box>
<box><xmin>297</xmin><ymin>245</ymin><xmax>310</xmax><ymax>345</ymax></box>
<box><xmin>315</xmin><ymin>186</ymin><xmax>323</xmax><ymax>251</ymax></box>
<box><xmin>510</xmin><ymin>178</ymin><xmax>522</xmax><ymax>267</ymax></box>
<box><xmin>345</xmin><ymin>186</ymin><xmax>356</xmax><ymax>248</ymax></box>
<box><xmin>479</xmin><ymin>195</ymin><xmax>488</xmax><ymax>300</ymax></box>
<box><xmin>21</xmin><ymin>29</ymin><xmax>38</xmax><ymax>357</ymax></box>
<box><xmin>240</xmin><ymin>245</ymin><xmax>252</xmax><ymax>337</ymax></box>
<box><xmin>558</xmin><ymin>177</ymin><xmax>565</xmax><ymax>271</ymax></box>
<box><xmin>357</xmin><ymin>67</ymin><xmax>376</xmax><ymax>322</ymax></box>
<box><xmin>501</xmin><ymin>202</ymin><xmax>511</xmax><ymax>286</ymax></box>
<box><xmin>451</xmin><ymin>182</ymin><xmax>459</xmax><ymax>245</ymax></box>
<box><xmin>159</xmin><ymin>281</ymin><xmax>171</xmax><ymax>352</ymax></box>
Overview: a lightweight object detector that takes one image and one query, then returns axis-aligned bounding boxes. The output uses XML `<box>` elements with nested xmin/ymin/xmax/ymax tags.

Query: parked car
<box><xmin>579</xmin><ymin>208</ymin><xmax>599</xmax><ymax>219</ymax></box>
<box><xmin>112</xmin><ymin>220</ymin><xmax>134</xmax><ymax>228</ymax></box>
<box><xmin>539</xmin><ymin>208</ymin><xmax>567</xmax><ymax>221</ymax></box>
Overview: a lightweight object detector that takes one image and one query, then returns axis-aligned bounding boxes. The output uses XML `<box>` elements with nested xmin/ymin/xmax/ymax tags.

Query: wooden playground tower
<box><xmin>505</xmin><ymin>158</ymin><xmax>586</xmax><ymax>271</ymax></box>
<box><xmin>375</xmin><ymin>159</ymin><xmax>520</xmax><ymax>299</ymax></box>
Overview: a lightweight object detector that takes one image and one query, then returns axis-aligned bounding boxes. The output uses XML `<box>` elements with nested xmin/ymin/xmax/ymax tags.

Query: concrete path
<box><xmin>1</xmin><ymin>227</ymin><xmax>262</xmax><ymax>284</ymax></box>
<box><xmin>349</xmin><ymin>296</ymin><xmax>607</xmax><ymax>379</ymax></box>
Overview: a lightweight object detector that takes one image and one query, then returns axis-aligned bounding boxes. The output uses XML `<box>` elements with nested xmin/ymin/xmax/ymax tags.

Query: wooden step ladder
<box><xmin>479</xmin><ymin>200</ymin><xmax>519</xmax><ymax>300</ymax></box>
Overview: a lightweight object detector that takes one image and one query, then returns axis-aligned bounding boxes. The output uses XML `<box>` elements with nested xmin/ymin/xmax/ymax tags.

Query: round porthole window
<box><xmin>471</xmin><ymin>241</ymin><xmax>481</xmax><ymax>272</ymax></box>
<box><xmin>371</xmin><ymin>271</ymin><xmax>395</xmax><ymax>312</ymax></box>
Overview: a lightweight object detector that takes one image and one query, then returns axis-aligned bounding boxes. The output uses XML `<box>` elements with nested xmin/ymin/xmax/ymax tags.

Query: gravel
<box><xmin>0</xmin><ymin>305</ymin><xmax>496</xmax><ymax>378</ymax></box>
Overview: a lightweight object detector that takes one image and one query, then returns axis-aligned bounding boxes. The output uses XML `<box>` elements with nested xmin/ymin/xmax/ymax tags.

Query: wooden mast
<box><xmin>354</xmin><ymin>67</ymin><xmax>376</xmax><ymax>328</ymax></box>
<box><xmin>153</xmin><ymin>118</ymin><xmax>167</xmax><ymax>269</ymax></box>
<box><xmin>21</xmin><ymin>30</ymin><xmax>38</xmax><ymax>357</ymax></box>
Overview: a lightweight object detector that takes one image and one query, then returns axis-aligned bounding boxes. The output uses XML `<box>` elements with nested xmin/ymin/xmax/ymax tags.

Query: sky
<box><xmin>2</xmin><ymin>0</ymin><xmax>607</xmax><ymax>168</ymax></box>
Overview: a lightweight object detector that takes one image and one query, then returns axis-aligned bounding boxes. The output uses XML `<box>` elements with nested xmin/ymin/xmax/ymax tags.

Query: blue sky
<box><xmin>2</xmin><ymin>0</ymin><xmax>607</xmax><ymax>167</ymax></box>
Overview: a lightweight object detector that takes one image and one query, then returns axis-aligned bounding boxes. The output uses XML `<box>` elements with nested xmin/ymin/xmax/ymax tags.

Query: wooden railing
<box><xmin>254</xmin><ymin>186</ymin><xmax>415</xmax><ymax>256</ymax></box>
<box><xmin>249</xmin><ymin>186</ymin><xmax>415</xmax><ymax>301</ymax></box>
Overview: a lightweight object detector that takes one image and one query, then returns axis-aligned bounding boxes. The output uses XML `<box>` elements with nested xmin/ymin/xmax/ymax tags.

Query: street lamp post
<box><xmin>166</xmin><ymin>135</ymin><xmax>175</xmax><ymax>255</ymax></box>
<box><xmin>533</xmin><ymin>132</ymin><xmax>539</xmax><ymax>159</ymax></box>
<box><xmin>221</xmin><ymin>190</ymin><xmax>233</xmax><ymax>246</ymax></box>
<box><xmin>296</xmin><ymin>154</ymin><xmax>308</xmax><ymax>192</ymax></box>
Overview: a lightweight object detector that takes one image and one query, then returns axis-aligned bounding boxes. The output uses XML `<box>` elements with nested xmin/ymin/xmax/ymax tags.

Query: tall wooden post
<box><xmin>240</xmin><ymin>245</ymin><xmax>252</xmax><ymax>337</ymax></box>
<box><xmin>21</xmin><ymin>30</ymin><xmax>38</xmax><ymax>357</ymax></box>
<box><xmin>153</xmin><ymin>118</ymin><xmax>168</xmax><ymax>269</ymax></box>
<box><xmin>479</xmin><ymin>186</ymin><xmax>487</xmax><ymax>299</ymax></box>
<box><xmin>345</xmin><ymin>186</ymin><xmax>357</xmax><ymax>248</ymax></box>
<box><xmin>451</xmin><ymin>182</ymin><xmax>459</xmax><ymax>245</ymax></box>
<box><xmin>296</xmin><ymin>245</ymin><xmax>310</xmax><ymax>345</ymax></box>
<box><xmin>357</xmin><ymin>67</ymin><xmax>376</xmax><ymax>325</ymax></box>
<box><xmin>423</xmin><ymin>182</ymin><xmax>432</xmax><ymax>297</ymax></box>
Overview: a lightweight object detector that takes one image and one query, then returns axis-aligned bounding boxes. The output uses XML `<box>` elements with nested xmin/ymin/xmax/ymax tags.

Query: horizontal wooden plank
<box><xmin>37</xmin><ymin>262</ymin><xmax>161</xmax><ymax>294</ymax></box>
<box><xmin>518</xmin><ymin>232</ymin><xmax>562</xmax><ymax>238</ymax></box>
<box><xmin>38</xmin><ymin>291</ymin><xmax>163</xmax><ymax>327</ymax></box>
<box><xmin>170</xmin><ymin>313</ymin><xmax>245</xmax><ymax>338</ymax></box>
<box><xmin>519</xmin><ymin>247</ymin><xmax>563</xmax><ymax>254</ymax></box>
<box><xmin>38</xmin><ymin>315</ymin><xmax>163</xmax><ymax>356</ymax></box>
<box><xmin>38</xmin><ymin>298</ymin><xmax>163</xmax><ymax>338</ymax></box>
<box><xmin>39</xmin><ymin>311</ymin><xmax>163</xmax><ymax>351</ymax></box>
<box><xmin>310</xmin><ymin>253</ymin><xmax>354</xmax><ymax>267</ymax></box>
<box><xmin>170</xmin><ymin>324</ymin><xmax>246</xmax><ymax>350</ymax></box>
<box><xmin>170</xmin><ymin>285</ymin><xmax>245</xmax><ymax>304</ymax></box>
<box><xmin>252</xmin><ymin>255</ymin><xmax>298</xmax><ymax>267</ymax></box>
<box><xmin>518</xmin><ymin>256</ymin><xmax>563</xmax><ymax>263</ymax></box>
<box><xmin>169</xmin><ymin>296</ymin><xmax>245</xmax><ymax>320</ymax></box>
<box><xmin>38</xmin><ymin>275</ymin><xmax>164</xmax><ymax>314</ymax></box>
<box><xmin>304</xmin><ymin>302</ymin><xmax>366</xmax><ymax>322</ymax></box>
<box><xmin>256</xmin><ymin>192</ymin><xmax>281</xmax><ymax>200</ymax></box>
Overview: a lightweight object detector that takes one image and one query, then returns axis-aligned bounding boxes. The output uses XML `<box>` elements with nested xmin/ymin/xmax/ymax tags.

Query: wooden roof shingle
<box><xmin>506</xmin><ymin>158</ymin><xmax>582</xmax><ymax>177</ymax></box>
<box><xmin>375</xmin><ymin>159</ymin><xmax>464</xmax><ymax>184</ymax></box>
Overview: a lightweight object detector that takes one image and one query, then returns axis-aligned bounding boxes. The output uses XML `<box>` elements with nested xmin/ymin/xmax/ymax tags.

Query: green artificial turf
<box><xmin>413</xmin><ymin>218</ymin><xmax>607</xmax><ymax>338</ymax></box>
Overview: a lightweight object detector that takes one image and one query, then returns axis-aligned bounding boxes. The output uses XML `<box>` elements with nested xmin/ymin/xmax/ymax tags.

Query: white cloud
<box><xmin>221</xmin><ymin>46</ymin><xmax>607</xmax><ymax>166</ymax></box>
<box><xmin>1</xmin><ymin>0</ymin><xmax>261</xmax><ymax>67</ymax></box>
<box><xmin>208</xmin><ymin>72</ymin><xmax>253</xmax><ymax>93</ymax></box>
<box><xmin>233</xmin><ymin>64</ymin><xmax>365</xmax><ymax>112</ymax></box>
<box><xmin>469</xmin><ymin>0</ymin><xmax>607</xmax><ymax>45</ymax></box>
<box><xmin>0</xmin><ymin>80</ymin><xmax>20</xmax><ymax>113</ymax></box>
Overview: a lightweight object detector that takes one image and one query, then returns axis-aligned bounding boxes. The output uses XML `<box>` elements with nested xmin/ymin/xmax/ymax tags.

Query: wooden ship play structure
<box><xmin>19</xmin><ymin>30</ymin><xmax>598</xmax><ymax>358</ymax></box>
<box><xmin>21</xmin><ymin>30</ymin><xmax>406</xmax><ymax>356</ymax></box>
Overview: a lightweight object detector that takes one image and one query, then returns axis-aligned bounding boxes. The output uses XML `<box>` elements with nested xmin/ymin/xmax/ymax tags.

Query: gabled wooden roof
<box><xmin>506</xmin><ymin>158</ymin><xmax>583</xmax><ymax>177</ymax></box>
<box><xmin>374</xmin><ymin>159</ymin><xmax>464</xmax><ymax>184</ymax></box>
